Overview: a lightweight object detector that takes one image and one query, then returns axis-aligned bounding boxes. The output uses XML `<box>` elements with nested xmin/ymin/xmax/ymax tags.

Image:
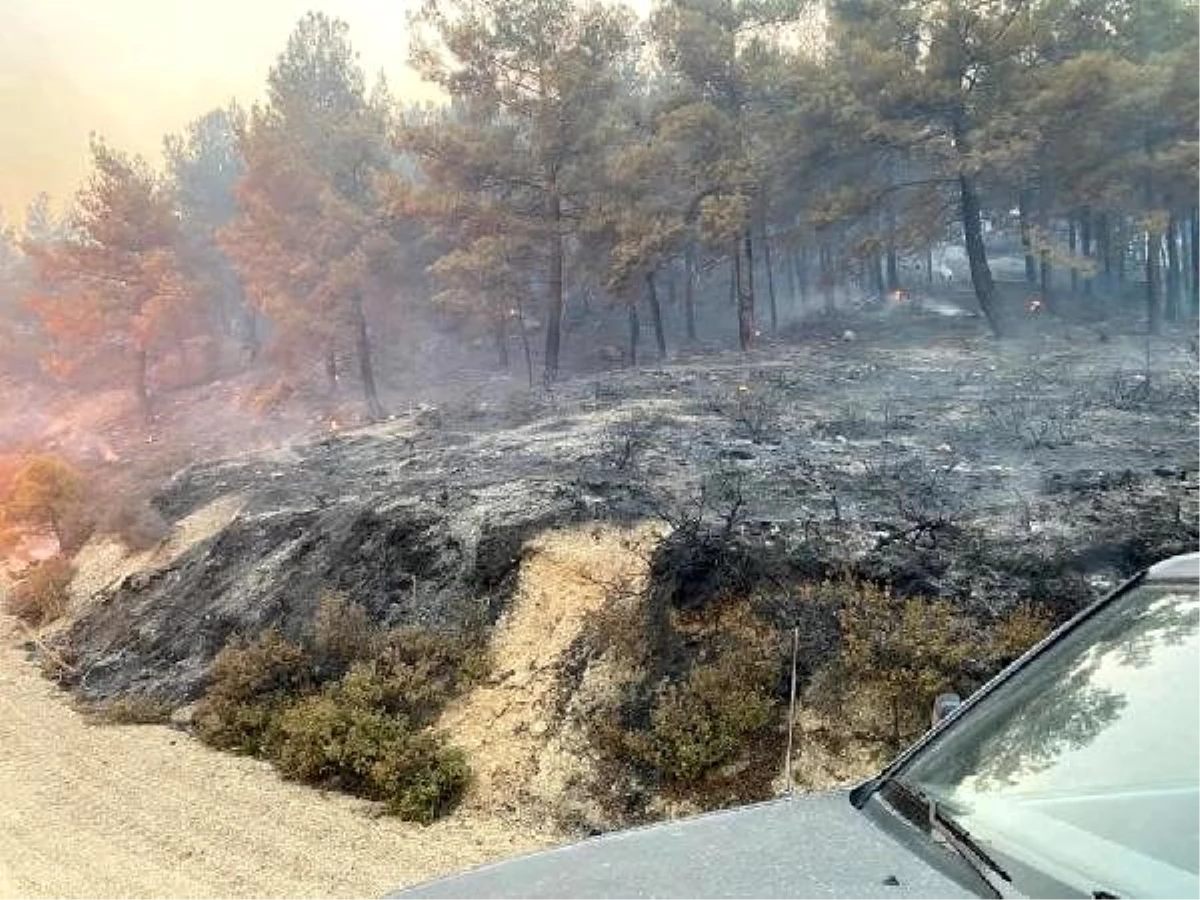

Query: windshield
<box><xmin>897</xmin><ymin>580</ymin><xmax>1200</xmax><ymax>898</ymax></box>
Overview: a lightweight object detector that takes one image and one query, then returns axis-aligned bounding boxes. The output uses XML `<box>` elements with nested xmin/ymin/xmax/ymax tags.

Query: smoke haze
<box><xmin>0</xmin><ymin>0</ymin><xmax>437</xmax><ymax>221</ymax></box>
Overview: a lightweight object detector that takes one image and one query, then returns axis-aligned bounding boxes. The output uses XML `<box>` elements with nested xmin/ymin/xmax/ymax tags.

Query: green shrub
<box><xmin>374</xmin><ymin>737</ymin><xmax>469</xmax><ymax>823</ymax></box>
<box><xmin>272</xmin><ymin>687</ymin><xmax>400</xmax><ymax>794</ymax></box>
<box><xmin>642</xmin><ymin>647</ymin><xmax>777</xmax><ymax>784</ymax></box>
<box><xmin>194</xmin><ymin>613</ymin><xmax>478</xmax><ymax>823</ymax></box>
<box><xmin>193</xmin><ymin>629</ymin><xmax>314</xmax><ymax>754</ymax></box>
<box><xmin>376</xmin><ymin>627</ymin><xmax>489</xmax><ymax>727</ymax></box>
<box><xmin>809</xmin><ymin>577</ymin><xmax>1055</xmax><ymax>748</ymax></box>
<box><xmin>5</xmin><ymin>556</ymin><xmax>74</xmax><ymax>627</ymax></box>
<box><xmin>272</xmin><ymin>663</ymin><xmax>469</xmax><ymax>822</ymax></box>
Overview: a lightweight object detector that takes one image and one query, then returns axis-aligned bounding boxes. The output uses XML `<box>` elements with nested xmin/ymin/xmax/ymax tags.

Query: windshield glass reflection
<box><xmin>902</xmin><ymin>581</ymin><xmax>1200</xmax><ymax>897</ymax></box>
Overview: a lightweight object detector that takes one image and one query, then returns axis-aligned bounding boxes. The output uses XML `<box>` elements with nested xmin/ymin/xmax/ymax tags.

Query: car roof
<box><xmin>1145</xmin><ymin>551</ymin><xmax>1200</xmax><ymax>582</ymax></box>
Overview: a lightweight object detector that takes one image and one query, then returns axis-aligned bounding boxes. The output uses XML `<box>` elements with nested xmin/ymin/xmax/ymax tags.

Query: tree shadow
<box><xmin>922</xmin><ymin>584</ymin><xmax>1198</xmax><ymax>793</ymax></box>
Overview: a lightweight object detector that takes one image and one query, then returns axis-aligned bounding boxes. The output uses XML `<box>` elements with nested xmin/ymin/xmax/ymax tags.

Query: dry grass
<box><xmin>82</xmin><ymin>695</ymin><xmax>175</xmax><ymax>725</ymax></box>
<box><xmin>4</xmin><ymin>557</ymin><xmax>74</xmax><ymax>627</ymax></box>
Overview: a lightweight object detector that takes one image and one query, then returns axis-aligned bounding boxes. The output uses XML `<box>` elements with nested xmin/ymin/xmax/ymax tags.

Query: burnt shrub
<box><xmin>980</xmin><ymin>392</ymin><xmax>1085</xmax><ymax>449</ymax></box>
<box><xmin>706</xmin><ymin>384</ymin><xmax>785</xmax><ymax>444</ymax></box>
<box><xmin>311</xmin><ymin>590</ymin><xmax>384</xmax><ymax>680</ymax></box>
<box><xmin>92</xmin><ymin>495</ymin><xmax>170</xmax><ymax>552</ymax></box>
<box><xmin>5</xmin><ymin>556</ymin><xmax>74</xmax><ymax>627</ymax></box>
<box><xmin>598</xmin><ymin>414</ymin><xmax>654</xmax><ymax>472</ymax></box>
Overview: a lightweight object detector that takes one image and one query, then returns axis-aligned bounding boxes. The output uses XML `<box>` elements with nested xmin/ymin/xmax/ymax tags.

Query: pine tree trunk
<box><xmin>241</xmin><ymin>306</ymin><xmax>260</xmax><ymax>364</ymax></box>
<box><xmin>957</xmin><ymin>171</ymin><xmax>1003</xmax><ymax>336</ymax></box>
<box><xmin>872</xmin><ymin>254</ymin><xmax>886</xmax><ymax>302</ymax></box>
<box><xmin>784</xmin><ymin>244</ymin><xmax>798</xmax><ymax>307</ymax></box>
<box><xmin>1019</xmin><ymin>188</ymin><xmax>1038</xmax><ymax>286</ymax></box>
<box><xmin>1081</xmin><ymin>208</ymin><xmax>1093</xmax><ymax>298</ymax></box>
<box><xmin>1098</xmin><ymin>212</ymin><xmax>1112</xmax><ymax>289</ymax></box>
<box><xmin>515</xmin><ymin>293</ymin><xmax>535</xmax><ymax>389</ymax></box>
<box><xmin>796</xmin><ymin>247</ymin><xmax>809</xmax><ymax>307</ymax></box>
<box><xmin>627</xmin><ymin>301</ymin><xmax>640</xmax><ymax>367</ymax></box>
<box><xmin>1115</xmin><ymin>216</ymin><xmax>1127</xmax><ymax>287</ymax></box>
<box><xmin>352</xmin><ymin>292</ymin><xmax>384</xmax><ymax>421</ymax></box>
<box><xmin>1069</xmin><ymin>218</ymin><xmax>1079</xmax><ymax>297</ymax></box>
<box><xmin>1038</xmin><ymin>191</ymin><xmax>1053</xmax><ymax>313</ymax></box>
<box><xmin>741</xmin><ymin>229</ymin><xmax>756</xmax><ymax>349</ymax></box>
<box><xmin>325</xmin><ymin>349</ymin><xmax>338</xmax><ymax>391</ymax></box>
<box><xmin>1144</xmin><ymin>137</ymin><xmax>1161</xmax><ymax>334</ymax></box>
<box><xmin>1166</xmin><ymin>213</ymin><xmax>1182</xmax><ymax>323</ymax></box>
<box><xmin>1179</xmin><ymin>213</ymin><xmax>1191</xmax><ymax>306</ymax></box>
<box><xmin>134</xmin><ymin>348</ymin><xmax>151</xmax><ymax>424</ymax></box>
<box><xmin>684</xmin><ymin>244</ymin><xmax>698</xmax><ymax>342</ymax></box>
<box><xmin>646</xmin><ymin>271</ymin><xmax>667</xmax><ymax>359</ymax></box>
<box><xmin>543</xmin><ymin>190</ymin><xmax>564</xmax><ymax>385</ymax></box>
<box><xmin>762</xmin><ymin>228</ymin><xmax>779</xmax><ymax>333</ymax></box>
<box><xmin>886</xmin><ymin>245</ymin><xmax>899</xmax><ymax>291</ymax></box>
<box><xmin>1147</xmin><ymin>229</ymin><xmax>1162</xmax><ymax>335</ymax></box>
<box><xmin>821</xmin><ymin>244</ymin><xmax>835</xmax><ymax>314</ymax></box>
<box><xmin>926</xmin><ymin>247</ymin><xmax>934</xmax><ymax>286</ymax></box>
<box><xmin>1190</xmin><ymin>207</ymin><xmax>1199</xmax><ymax>316</ymax></box>
<box><xmin>1040</xmin><ymin>252</ymin><xmax>1053</xmax><ymax>311</ymax></box>
<box><xmin>494</xmin><ymin>316</ymin><xmax>509</xmax><ymax>368</ymax></box>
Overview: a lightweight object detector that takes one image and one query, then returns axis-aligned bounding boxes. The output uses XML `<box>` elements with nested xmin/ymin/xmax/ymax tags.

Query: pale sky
<box><xmin>0</xmin><ymin>0</ymin><xmax>441</xmax><ymax>226</ymax></box>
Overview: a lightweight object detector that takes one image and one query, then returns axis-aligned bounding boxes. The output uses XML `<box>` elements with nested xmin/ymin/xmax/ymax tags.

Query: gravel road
<box><xmin>0</xmin><ymin>615</ymin><xmax>557</xmax><ymax>899</ymax></box>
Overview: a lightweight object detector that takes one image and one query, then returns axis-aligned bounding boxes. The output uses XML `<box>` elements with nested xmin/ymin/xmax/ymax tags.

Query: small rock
<box><xmin>841</xmin><ymin>330</ymin><xmax>857</xmax><ymax>342</ymax></box>
<box><xmin>936</xmin><ymin>443</ymin><xmax>953</xmax><ymax>453</ymax></box>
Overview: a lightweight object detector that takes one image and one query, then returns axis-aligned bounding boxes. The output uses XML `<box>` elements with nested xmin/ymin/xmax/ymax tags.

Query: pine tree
<box><xmin>24</xmin><ymin>138</ymin><xmax>193</xmax><ymax>422</ymax></box>
<box><xmin>165</xmin><ymin>104</ymin><xmax>254</xmax><ymax>358</ymax></box>
<box><xmin>223</xmin><ymin>13</ymin><xmax>393</xmax><ymax>418</ymax></box>
<box><xmin>408</xmin><ymin>0</ymin><xmax>636</xmax><ymax>384</ymax></box>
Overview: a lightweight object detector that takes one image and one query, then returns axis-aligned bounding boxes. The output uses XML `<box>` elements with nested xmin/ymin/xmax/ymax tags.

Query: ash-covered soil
<box><xmin>54</xmin><ymin>312</ymin><xmax>1198</xmax><ymax>704</ymax></box>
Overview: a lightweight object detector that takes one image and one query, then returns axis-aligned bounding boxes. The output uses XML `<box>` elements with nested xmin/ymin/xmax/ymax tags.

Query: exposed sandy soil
<box><xmin>0</xmin><ymin>613</ymin><xmax>560</xmax><ymax>900</ymax></box>
<box><xmin>437</xmin><ymin>522</ymin><xmax>663</xmax><ymax>827</ymax></box>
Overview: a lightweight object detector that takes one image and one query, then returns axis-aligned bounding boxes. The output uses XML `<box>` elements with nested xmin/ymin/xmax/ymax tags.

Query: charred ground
<box><xmin>53</xmin><ymin>317</ymin><xmax>1198</xmax><ymax>660</ymax></box>
<box><xmin>8</xmin><ymin>308</ymin><xmax>1198</xmax><ymax>829</ymax></box>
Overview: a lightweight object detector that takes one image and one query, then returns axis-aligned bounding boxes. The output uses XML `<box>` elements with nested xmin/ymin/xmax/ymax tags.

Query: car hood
<box><xmin>388</xmin><ymin>791</ymin><xmax>972</xmax><ymax>899</ymax></box>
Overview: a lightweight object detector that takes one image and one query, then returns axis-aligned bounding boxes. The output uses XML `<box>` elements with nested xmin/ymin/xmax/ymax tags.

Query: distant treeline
<box><xmin>0</xmin><ymin>0</ymin><xmax>1196</xmax><ymax>418</ymax></box>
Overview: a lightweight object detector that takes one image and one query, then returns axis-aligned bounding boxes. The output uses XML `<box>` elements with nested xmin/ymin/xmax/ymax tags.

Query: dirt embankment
<box><xmin>0</xmin><ymin>613</ymin><xmax>559</xmax><ymax>900</ymax></box>
<box><xmin>438</xmin><ymin>523</ymin><xmax>662</xmax><ymax>828</ymax></box>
